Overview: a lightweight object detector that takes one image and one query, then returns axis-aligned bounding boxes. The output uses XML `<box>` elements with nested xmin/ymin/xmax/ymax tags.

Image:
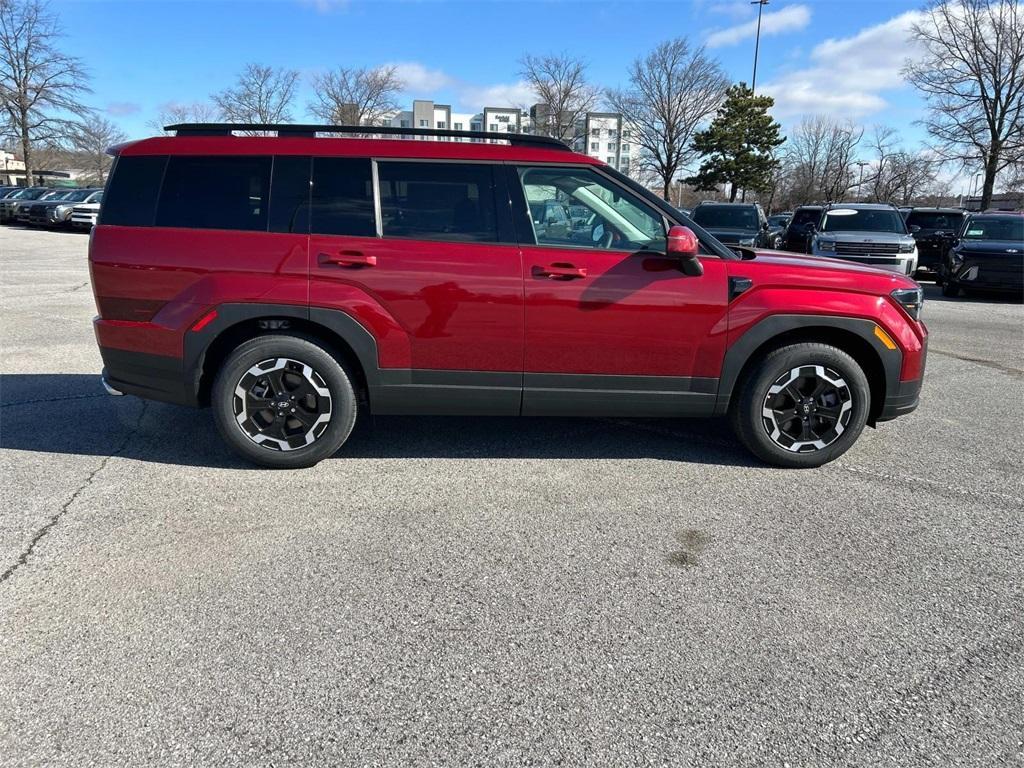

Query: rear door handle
<box><xmin>533</xmin><ymin>263</ymin><xmax>587</xmax><ymax>280</ymax></box>
<box><xmin>318</xmin><ymin>251</ymin><xmax>377</xmax><ymax>268</ymax></box>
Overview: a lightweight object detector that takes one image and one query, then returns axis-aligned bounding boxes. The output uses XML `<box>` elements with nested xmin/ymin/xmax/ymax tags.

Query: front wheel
<box><xmin>211</xmin><ymin>334</ymin><xmax>358</xmax><ymax>469</ymax></box>
<box><xmin>730</xmin><ymin>343</ymin><xmax>871</xmax><ymax>468</ymax></box>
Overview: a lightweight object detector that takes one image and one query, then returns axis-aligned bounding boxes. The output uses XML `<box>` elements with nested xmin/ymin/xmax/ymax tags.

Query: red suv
<box><xmin>90</xmin><ymin>123</ymin><xmax>927</xmax><ymax>469</ymax></box>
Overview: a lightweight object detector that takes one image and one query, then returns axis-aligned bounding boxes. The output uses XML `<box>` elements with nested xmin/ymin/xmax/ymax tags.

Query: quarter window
<box><xmin>100</xmin><ymin>155</ymin><xmax>167</xmax><ymax>226</ymax></box>
<box><xmin>310</xmin><ymin>157</ymin><xmax>375</xmax><ymax>237</ymax></box>
<box><xmin>377</xmin><ymin>161</ymin><xmax>498</xmax><ymax>243</ymax></box>
<box><xmin>156</xmin><ymin>156</ymin><xmax>271</xmax><ymax>231</ymax></box>
<box><xmin>516</xmin><ymin>166</ymin><xmax>665</xmax><ymax>251</ymax></box>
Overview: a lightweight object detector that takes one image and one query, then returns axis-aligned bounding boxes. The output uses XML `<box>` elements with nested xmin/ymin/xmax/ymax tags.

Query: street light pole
<box><xmin>856</xmin><ymin>161</ymin><xmax>869</xmax><ymax>200</ymax></box>
<box><xmin>751</xmin><ymin>0</ymin><xmax>770</xmax><ymax>94</ymax></box>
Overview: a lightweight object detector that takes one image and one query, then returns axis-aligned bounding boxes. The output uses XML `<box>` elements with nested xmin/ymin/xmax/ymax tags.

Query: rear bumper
<box><xmin>99</xmin><ymin>346</ymin><xmax>196</xmax><ymax>406</ymax></box>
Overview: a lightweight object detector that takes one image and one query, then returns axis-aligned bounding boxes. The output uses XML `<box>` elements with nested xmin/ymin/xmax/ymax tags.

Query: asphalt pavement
<box><xmin>2</xmin><ymin>225</ymin><xmax>1022</xmax><ymax>766</ymax></box>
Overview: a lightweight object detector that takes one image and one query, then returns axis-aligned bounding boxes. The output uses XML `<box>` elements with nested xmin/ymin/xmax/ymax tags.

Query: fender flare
<box><xmin>714</xmin><ymin>314</ymin><xmax>902</xmax><ymax>415</ymax></box>
<box><xmin>183</xmin><ymin>303</ymin><xmax>382</xmax><ymax>403</ymax></box>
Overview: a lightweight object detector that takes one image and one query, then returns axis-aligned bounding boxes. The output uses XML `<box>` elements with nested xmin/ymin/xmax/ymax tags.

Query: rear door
<box><xmin>308</xmin><ymin>158</ymin><xmax>524</xmax><ymax>414</ymax></box>
<box><xmin>511</xmin><ymin>164</ymin><xmax>729</xmax><ymax>416</ymax></box>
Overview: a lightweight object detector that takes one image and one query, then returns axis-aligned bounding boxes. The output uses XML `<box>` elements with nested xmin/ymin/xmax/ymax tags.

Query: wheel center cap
<box><xmin>801</xmin><ymin>400</ymin><xmax>813</xmax><ymax>415</ymax></box>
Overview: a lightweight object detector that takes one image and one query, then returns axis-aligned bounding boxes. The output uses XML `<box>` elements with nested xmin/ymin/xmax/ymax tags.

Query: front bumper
<box><xmin>950</xmin><ymin>257</ymin><xmax>1024</xmax><ymax>294</ymax></box>
<box><xmin>877</xmin><ymin>378</ymin><xmax>922</xmax><ymax>421</ymax></box>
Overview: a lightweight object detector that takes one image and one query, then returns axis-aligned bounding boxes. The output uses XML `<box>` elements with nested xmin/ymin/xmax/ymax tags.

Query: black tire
<box><xmin>941</xmin><ymin>280</ymin><xmax>960</xmax><ymax>298</ymax></box>
<box><xmin>730</xmin><ymin>343</ymin><xmax>871</xmax><ymax>468</ymax></box>
<box><xmin>211</xmin><ymin>334</ymin><xmax>358</xmax><ymax>469</ymax></box>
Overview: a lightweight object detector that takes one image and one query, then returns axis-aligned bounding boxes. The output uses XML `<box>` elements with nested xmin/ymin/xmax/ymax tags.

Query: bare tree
<box><xmin>605</xmin><ymin>38</ymin><xmax>728</xmax><ymax>197</ymax></box>
<box><xmin>0</xmin><ymin>0</ymin><xmax>91</xmax><ymax>184</ymax></box>
<box><xmin>308</xmin><ymin>65</ymin><xmax>402</xmax><ymax>126</ymax></box>
<box><xmin>69</xmin><ymin>115</ymin><xmax>126</xmax><ymax>183</ymax></box>
<box><xmin>213</xmin><ymin>63</ymin><xmax>299</xmax><ymax>131</ymax></box>
<box><xmin>519</xmin><ymin>54</ymin><xmax>599</xmax><ymax>142</ymax></box>
<box><xmin>905</xmin><ymin>0</ymin><xmax>1024</xmax><ymax>209</ymax></box>
<box><xmin>148</xmin><ymin>101</ymin><xmax>218</xmax><ymax>134</ymax></box>
<box><xmin>782</xmin><ymin>115</ymin><xmax>863</xmax><ymax>204</ymax></box>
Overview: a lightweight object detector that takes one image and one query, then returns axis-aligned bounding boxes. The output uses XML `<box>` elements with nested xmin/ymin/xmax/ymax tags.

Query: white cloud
<box><xmin>456</xmin><ymin>80</ymin><xmax>536</xmax><ymax>111</ymax></box>
<box><xmin>707</xmin><ymin>4</ymin><xmax>811</xmax><ymax>48</ymax></box>
<box><xmin>389</xmin><ymin>62</ymin><xmax>454</xmax><ymax>93</ymax></box>
<box><xmin>698</xmin><ymin>0</ymin><xmax>754</xmax><ymax>21</ymax></box>
<box><xmin>760</xmin><ymin>10</ymin><xmax>925</xmax><ymax>119</ymax></box>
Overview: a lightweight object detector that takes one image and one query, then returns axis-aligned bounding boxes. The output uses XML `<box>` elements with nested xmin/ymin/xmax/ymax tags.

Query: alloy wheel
<box><xmin>232</xmin><ymin>358</ymin><xmax>332</xmax><ymax>451</ymax></box>
<box><xmin>761</xmin><ymin>365</ymin><xmax>853</xmax><ymax>453</ymax></box>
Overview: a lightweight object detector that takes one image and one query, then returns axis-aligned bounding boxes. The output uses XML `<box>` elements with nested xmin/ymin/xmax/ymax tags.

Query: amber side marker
<box><xmin>874</xmin><ymin>325</ymin><xmax>898</xmax><ymax>350</ymax></box>
<box><xmin>191</xmin><ymin>309</ymin><xmax>218</xmax><ymax>332</ymax></box>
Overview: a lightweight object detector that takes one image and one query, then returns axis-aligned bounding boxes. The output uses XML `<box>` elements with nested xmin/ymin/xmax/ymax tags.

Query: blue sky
<box><xmin>55</xmin><ymin>0</ymin><xmax>929</xmax><ymax>144</ymax></box>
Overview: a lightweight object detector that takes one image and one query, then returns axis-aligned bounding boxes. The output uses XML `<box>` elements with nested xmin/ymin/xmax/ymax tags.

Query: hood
<box><xmin>704</xmin><ymin>226</ymin><xmax>759</xmax><ymax>239</ymax></box>
<box><xmin>819</xmin><ymin>231</ymin><xmax>907</xmax><ymax>242</ymax></box>
<box><xmin>957</xmin><ymin>240</ymin><xmax>1024</xmax><ymax>255</ymax></box>
<box><xmin>742</xmin><ymin>248</ymin><xmax>918</xmax><ymax>288</ymax></box>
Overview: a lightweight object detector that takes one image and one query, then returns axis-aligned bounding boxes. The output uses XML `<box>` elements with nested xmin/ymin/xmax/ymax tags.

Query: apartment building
<box><xmin>377</xmin><ymin>100</ymin><xmax>635</xmax><ymax>175</ymax></box>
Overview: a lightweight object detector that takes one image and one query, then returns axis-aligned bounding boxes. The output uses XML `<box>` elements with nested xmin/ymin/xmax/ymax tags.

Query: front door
<box><xmin>512</xmin><ymin>165</ymin><xmax>729</xmax><ymax>416</ymax></box>
<box><xmin>308</xmin><ymin>157</ymin><xmax>524</xmax><ymax>414</ymax></box>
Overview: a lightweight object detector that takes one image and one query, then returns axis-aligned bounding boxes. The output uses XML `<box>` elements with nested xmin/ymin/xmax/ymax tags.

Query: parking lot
<box><xmin>1</xmin><ymin>224</ymin><xmax>1022</xmax><ymax>765</ymax></box>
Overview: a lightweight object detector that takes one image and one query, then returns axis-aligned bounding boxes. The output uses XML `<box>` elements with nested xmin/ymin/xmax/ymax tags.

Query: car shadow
<box><xmin>0</xmin><ymin>374</ymin><xmax>757</xmax><ymax>469</ymax></box>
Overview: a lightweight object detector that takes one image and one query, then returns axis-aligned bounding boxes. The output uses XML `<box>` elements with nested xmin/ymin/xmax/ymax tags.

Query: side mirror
<box><xmin>910</xmin><ymin>224</ymin><xmax>921</xmax><ymax>233</ymax></box>
<box><xmin>667</xmin><ymin>225</ymin><xmax>703</xmax><ymax>277</ymax></box>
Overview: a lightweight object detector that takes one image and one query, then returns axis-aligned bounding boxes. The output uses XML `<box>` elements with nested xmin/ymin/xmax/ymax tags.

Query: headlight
<box><xmin>818</xmin><ymin>239</ymin><xmax>836</xmax><ymax>251</ymax></box>
<box><xmin>891</xmin><ymin>287</ymin><xmax>923</xmax><ymax>321</ymax></box>
<box><xmin>899</xmin><ymin>242</ymin><xmax>915</xmax><ymax>254</ymax></box>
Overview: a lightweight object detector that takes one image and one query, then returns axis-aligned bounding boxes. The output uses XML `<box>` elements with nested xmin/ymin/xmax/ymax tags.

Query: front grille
<box><xmin>834</xmin><ymin>241</ymin><xmax>900</xmax><ymax>256</ymax></box>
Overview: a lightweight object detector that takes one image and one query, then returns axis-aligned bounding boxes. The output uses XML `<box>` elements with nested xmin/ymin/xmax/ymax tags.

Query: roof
<box><xmin>113</xmin><ymin>134</ymin><xmax>598</xmax><ymax>166</ymax></box>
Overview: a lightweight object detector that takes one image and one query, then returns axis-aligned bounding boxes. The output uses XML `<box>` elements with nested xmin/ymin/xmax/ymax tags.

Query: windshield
<box><xmin>40</xmin><ymin>190</ymin><xmax>72</xmax><ymax>201</ymax></box>
<box><xmin>962</xmin><ymin>217</ymin><xmax>1024</xmax><ymax>242</ymax></box>
<box><xmin>768</xmin><ymin>215</ymin><xmax>789</xmax><ymax>227</ymax></box>
<box><xmin>788</xmin><ymin>208</ymin><xmax>821</xmax><ymax>228</ymax></box>
<box><xmin>61</xmin><ymin>189</ymin><xmax>94</xmax><ymax>203</ymax></box>
<box><xmin>906</xmin><ymin>211</ymin><xmax>964</xmax><ymax>231</ymax></box>
<box><xmin>12</xmin><ymin>188</ymin><xmax>47</xmax><ymax>200</ymax></box>
<box><xmin>821</xmin><ymin>208</ymin><xmax>907</xmax><ymax>234</ymax></box>
<box><xmin>692</xmin><ymin>206</ymin><xmax>759</xmax><ymax>229</ymax></box>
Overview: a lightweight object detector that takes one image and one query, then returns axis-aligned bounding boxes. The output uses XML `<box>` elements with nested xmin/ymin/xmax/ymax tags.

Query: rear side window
<box><xmin>156</xmin><ymin>156</ymin><xmax>271</xmax><ymax>231</ymax></box>
<box><xmin>311</xmin><ymin>157</ymin><xmax>375</xmax><ymax>237</ymax></box>
<box><xmin>269</xmin><ymin>156</ymin><xmax>311</xmax><ymax>234</ymax></box>
<box><xmin>101</xmin><ymin>155</ymin><xmax>167</xmax><ymax>226</ymax></box>
<box><xmin>378</xmin><ymin>162</ymin><xmax>498</xmax><ymax>243</ymax></box>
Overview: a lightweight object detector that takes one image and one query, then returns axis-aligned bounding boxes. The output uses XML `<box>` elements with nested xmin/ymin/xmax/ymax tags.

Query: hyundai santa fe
<box><xmin>89</xmin><ymin>123</ymin><xmax>927</xmax><ymax>469</ymax></box>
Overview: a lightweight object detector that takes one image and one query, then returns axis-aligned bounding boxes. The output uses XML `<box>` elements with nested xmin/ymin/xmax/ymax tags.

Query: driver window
<box><xmin>517</xmin><ymin>166</ymin><xmax>666</xmax><ymax>251</ymax></box>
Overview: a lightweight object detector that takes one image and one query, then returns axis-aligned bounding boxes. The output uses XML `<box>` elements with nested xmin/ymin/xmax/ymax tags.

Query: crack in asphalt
<box><xmin>842</xmin><ymin>625</ymin><xmax>1024</xmax><ymax>758</ymax></box>
<box><xmin>0</xmin><ymin>392</ymin><xmax>107</xmax><ymax>409</ymax></box>
<box><xmin>929</xmin><ymin>347</ymin><xmax>1024</xmax><ymax>378</ymax></box>
<box><xmin>837</xmin><ymin>463</ymin><xmax>1023</xmax><ymax>507</ymax></box>
<box><xmin>0</xmin><ymin>401</ymin><xmax>149</xmax><ymax>587</ymax></box>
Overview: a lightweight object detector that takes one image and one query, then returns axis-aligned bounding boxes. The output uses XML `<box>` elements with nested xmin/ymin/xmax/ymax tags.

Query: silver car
<box><xmin>810</xmin><ymin>203</ymin><xmax>919</xmax><ymax>276</ymax></box>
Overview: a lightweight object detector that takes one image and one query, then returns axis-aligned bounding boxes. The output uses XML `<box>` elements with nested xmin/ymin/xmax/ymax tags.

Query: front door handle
<box><xmin>318</xmin><ymin>251</ymin><xmax>377</xmax><ymax>268</ymax></box>
<box><xmin>533</xmin><ymin>263</ymin><xmax>587</xmax><ymax>280</ymax></box>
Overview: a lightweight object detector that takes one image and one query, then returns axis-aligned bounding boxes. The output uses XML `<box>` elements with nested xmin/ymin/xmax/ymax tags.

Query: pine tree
<box><xmin>686</xmin><ymin>83</ymin><xmax>785</xmax><ymax>201</ymax></box>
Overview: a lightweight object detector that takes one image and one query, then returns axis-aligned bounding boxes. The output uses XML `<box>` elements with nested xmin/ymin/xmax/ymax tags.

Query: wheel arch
<box><xmin>186</xmin><ymin>304</ymin><xmax>380</xmax><ymax>408</ymax></box>
<box><xmin>717</xmin><ymin>315</ymin><xmax>901</xmax><ymax>425</ymax></box>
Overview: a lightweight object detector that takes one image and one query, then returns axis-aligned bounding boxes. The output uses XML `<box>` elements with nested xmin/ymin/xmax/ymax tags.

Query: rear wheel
<box><xmin>730</xmin><ymin>343</ymin><xmax>870</xmax><ymax>468</ymax></box>
<box><xmin>212</xmin><ymin>334</ymin><xmax>357</xmax><ymax>468</ymax></box>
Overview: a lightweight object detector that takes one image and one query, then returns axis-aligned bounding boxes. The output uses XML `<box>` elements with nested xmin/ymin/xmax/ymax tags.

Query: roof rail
<box><xmin>163</xmin><ymin>123</ymin><xmax>573</xmax><ymax>151</ymax></box>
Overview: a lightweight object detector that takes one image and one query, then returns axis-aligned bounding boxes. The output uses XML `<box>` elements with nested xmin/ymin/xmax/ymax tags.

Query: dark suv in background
<box><xmin>903</xmin><ymin>208</ymin><xmax>966</xmax><ymax>280</ymax></box>
<box><xmin>690</xmin><ymin>202</ymin><xmax>771</xmax><ymax>250</ymax></box>
<box><xmin>940</xmin><ymin>212</ymin><xmax>1024</xmax><ymax>298</ymax></box>
<box><xmin>780</xmin><ymin>205</ymin><xmax>823</xmax><ymax>253</ymax></box>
